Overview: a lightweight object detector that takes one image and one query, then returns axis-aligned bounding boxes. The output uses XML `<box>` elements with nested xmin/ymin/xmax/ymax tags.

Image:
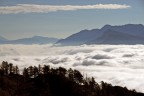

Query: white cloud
<box><xmin>1</xmin><ymin>44</ymin><xmax>144</xmax><ymax>92</ymax></box>
<box><xmin>0</xmin><ymin>4</ymin><xmax>130</xmax><ymax>14</ymax></box>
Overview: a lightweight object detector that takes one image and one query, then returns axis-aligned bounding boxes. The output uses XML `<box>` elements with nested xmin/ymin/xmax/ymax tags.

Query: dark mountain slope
<box><xmin>56</xmin><ymin>24</ymin><xmax>144</xmax><ymax>46</ymax></box>
<box><xmin>106</xmin><ymin>24</ymin><xmax>144</xmax><ymax>37</ymax></box>
<box><xmin>86</xmin><ymin>29</ymin><xmax>144</xmax><ymax>44</ymax></box>
<box><xmin>56</xmin><ymin>29</ymin><xmax>104</xmax><ymax>46</ymax></box>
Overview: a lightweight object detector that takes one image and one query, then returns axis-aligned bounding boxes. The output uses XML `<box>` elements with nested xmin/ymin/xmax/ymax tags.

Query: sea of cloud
<box><xmin>0</xmin><ymin>44</ymin><xmax>144</xmax><ymax>92</ymax></box>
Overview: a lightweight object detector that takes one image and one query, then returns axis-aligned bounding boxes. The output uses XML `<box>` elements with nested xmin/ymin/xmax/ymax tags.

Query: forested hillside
<box><xmin>0</xmin><ymin>61</ymin><xmax>143</xmax><ymax>96</ymax></box>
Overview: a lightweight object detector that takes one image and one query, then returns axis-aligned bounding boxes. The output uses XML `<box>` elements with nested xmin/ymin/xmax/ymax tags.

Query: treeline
<box><xmin>0</xmin><ymin>61</ymin><xmax>144</xmax><ymax>96</ymax></box>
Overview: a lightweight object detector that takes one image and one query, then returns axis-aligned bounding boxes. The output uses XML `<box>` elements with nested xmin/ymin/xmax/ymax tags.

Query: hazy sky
<box><xmin>0</xmin><ymin>0</ymin><xmax>143</xmax><ymax>40</ymax></box>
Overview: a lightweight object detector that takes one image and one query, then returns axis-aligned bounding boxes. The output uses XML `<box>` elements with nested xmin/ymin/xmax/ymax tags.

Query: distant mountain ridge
<box><xmin>0</xmin><ymin>36</ymin><xmax>8</xmax><ymax>43</ymax></box>
<box><xmin>0</xmin><ymin>36</ymin><xmax>59</xmax><ymax>44</ymax></box>
<box><xmin>0</xmin><ymin>36</ymin><xmax>7</xmax><ymax>41</ymax></box>
<box><xmin>86</xmin><ymin>29</ymin><xmax>144</xmax><ymax>44</ymax></box>
<box><xmin>56</xmin><ymin>29</ymin><xmax>103</xmax><ymax>46</ymax></box>
<box><xmin>56</xmin><ymin>24</ymin><xmax>144</xmax><ymax>45</ymax></box>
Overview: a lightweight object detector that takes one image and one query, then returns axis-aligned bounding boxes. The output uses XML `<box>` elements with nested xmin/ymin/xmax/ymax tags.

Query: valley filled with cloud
<box><xmin>0</xmin><ymin>44</ymin><xmax>144</xmax><ymax>92</ymax></box>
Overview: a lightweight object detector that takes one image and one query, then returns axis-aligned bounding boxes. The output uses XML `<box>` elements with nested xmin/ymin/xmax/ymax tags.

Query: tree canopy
<box><xmin>0</xmin><ymin>61</ymin><xmax>143</xmax><ymax>96</ymax></box>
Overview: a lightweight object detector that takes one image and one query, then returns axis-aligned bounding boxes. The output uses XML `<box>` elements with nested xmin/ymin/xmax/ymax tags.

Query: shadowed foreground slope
<box><xmin>0</xmin><ymin>61</ymin><xmax>144</xmax><ymax>96</ymax></box>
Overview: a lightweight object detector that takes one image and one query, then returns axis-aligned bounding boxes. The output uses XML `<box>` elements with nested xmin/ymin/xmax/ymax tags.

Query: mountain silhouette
<box><xmin>86</xmin><ymin>29</ymin><xmax>144</xmax><ymax>44</ymax></box>
<box><xmin>0</xmin><ymin>36</ymin><xmax>8</xmax><ymax>44</ymax></box>
<box><xmin>0</xmin><ymin>36</ymin><xmax>7</xmax><ymax>41</ymax></box>
<box><xmin>0</xmin><ymin>36</ymin><xmax>59</xmax><ymax>44</ymax></box>
<box><xmin>56</xmin><ymin>29</ymin><xmax>103</xmax><ymax>46</ymax></box>
<box><xmin>105</xmin><ymin>24</ymin><xmax>144</xmax><ymax>37</ymax></box>
<box><xmin>56</xmin><ymin>24</ymin><xmax>144</xmax><ymax>46</ymax></box>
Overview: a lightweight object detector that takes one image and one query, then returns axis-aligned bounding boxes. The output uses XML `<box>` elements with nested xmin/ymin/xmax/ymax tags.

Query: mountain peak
<box><xmin>32</xmin><ymin>36</ymin><xmax>45</xmax><ymax>38</ymax></box>
<box><xmin>102</xmin><ymin>24</ymin><xmax>112</xmax><ymax>30</ymax></box>
<box><xmin>0</xmin><ymin>36</ymin><xmax>59</xmax><ymax>44</ymax></box>
<box><xmin>56</xmin><ymin>24</ymin><xmax>144</xmax><ymax>46</ymax></box>
<box><xmin>86</xmin><ymin>29</ymin><xmax>144</xmax><ymax>44</ymax></box>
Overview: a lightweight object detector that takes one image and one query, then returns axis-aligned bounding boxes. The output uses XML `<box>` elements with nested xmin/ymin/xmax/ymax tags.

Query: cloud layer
<box><xmin>0</xmin><ymin>4</ymin><xmax>130</xmax><ymax>14</ymax></box>
<box><xmin>0</xmin><ymin>44</ymin><xmax>144</xmax><ymax>92</ymax></box>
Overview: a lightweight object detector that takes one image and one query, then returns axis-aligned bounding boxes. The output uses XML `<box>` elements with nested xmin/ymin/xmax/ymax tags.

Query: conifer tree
<box><xmin>23</xmin><ymin>67</ymin><xmax>29</xmax><ymax>78</ymax></box>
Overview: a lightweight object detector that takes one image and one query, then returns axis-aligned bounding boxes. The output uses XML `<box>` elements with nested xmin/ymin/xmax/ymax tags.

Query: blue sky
<box><xmin>0</xmin><ymin>0</ymin><xmax>143</xmax><ymax>40</ymax></box>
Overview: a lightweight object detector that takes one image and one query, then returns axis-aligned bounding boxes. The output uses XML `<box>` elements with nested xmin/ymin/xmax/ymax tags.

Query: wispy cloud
<box><xmin>0</xmin><ymin>4</ymin><xmax>130</xmax><ymax>14</ymax></box>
